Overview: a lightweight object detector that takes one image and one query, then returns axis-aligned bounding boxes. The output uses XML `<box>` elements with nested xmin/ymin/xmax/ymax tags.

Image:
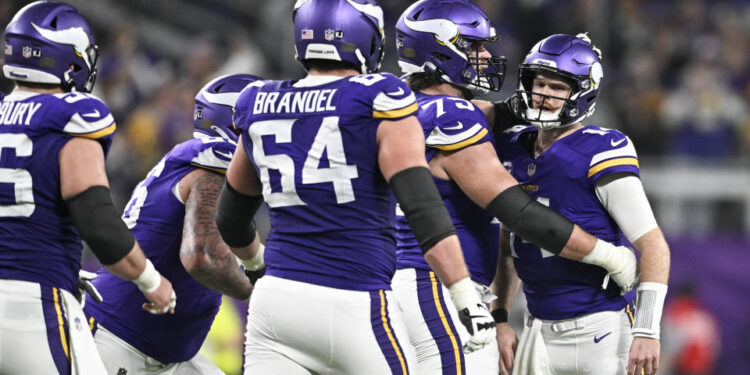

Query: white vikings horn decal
<box><xmin>32</xmin><ymin>22</ymin><xmax>92</xmax><ymax>68</ymax></box>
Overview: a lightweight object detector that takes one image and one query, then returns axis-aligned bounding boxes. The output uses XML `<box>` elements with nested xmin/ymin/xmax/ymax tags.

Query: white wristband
<box><xmin>448</xmin><ymin>277</ymin><xmax>481</xmax><ymax>311</ymax></box>
<box><xmin>132</xmin><ymin>259</ymin><xmax>161</xmax><ymax>294</ymax></box>
<box><xmin>241</xmin><ymin>243</ymin><xmax>265</xmax><ymax>271</ymax></box>
<box><xmin>632</xmin><ymin>282</ymin><xmax>668</xmax><ymax>339</ymax></box>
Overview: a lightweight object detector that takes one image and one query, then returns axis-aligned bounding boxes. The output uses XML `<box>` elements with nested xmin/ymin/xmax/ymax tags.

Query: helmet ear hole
<box><xmin>431</xmin><ymin>53</ymin><xmax>450</xmax><ymax>62</ymax></box>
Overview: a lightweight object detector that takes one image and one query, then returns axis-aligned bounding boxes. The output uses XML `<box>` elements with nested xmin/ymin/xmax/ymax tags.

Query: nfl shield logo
<box><xmin>527</xmin><ymin>163</ymin><xmax>536</xmax><ymax>177</ymax></box>
<box><xmin>325</xmin><ymin>29</ymin><xmax>335</xmax><ymax>41</ymax></box>
<box><xmin>22</xmin><ymin>46</ymin><xmax>32</xmax><ymax>59</ymax></box>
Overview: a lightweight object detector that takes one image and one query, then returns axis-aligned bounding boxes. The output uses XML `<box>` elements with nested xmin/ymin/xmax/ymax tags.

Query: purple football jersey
<box><xmin>0</xmin><ymin>90</ymin><xmax>115</xmax><ymax>293</ymax></box>
<box><xmin>395</xmin><ymin>92</ymin><xmax>499</xmax><ymax>286</ymax></box>
<box><xmin>234</xmin><ymin>73</ymin><xmax>418</xmax><ymax>291</ymax></box>
<box><xmin>496</xmin><ymin>124</ymin><xmax>637</xmax><ymax>320</ymax></box>
<box><xmin>84</xmin><ymin>136</ymin><xmax>234</xmax><ymax>363</ymax></box>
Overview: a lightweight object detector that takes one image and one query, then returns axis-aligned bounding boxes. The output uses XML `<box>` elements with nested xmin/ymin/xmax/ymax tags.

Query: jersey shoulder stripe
<box><xmin>581</xmin><ymin>126</ymin><xmax>639</xmax><ymax>179</ymax></box>
<box><xmin>189</xmin><ymin>139</ymin><xmax>234</xmax><ymax>174</ymax></box>
<box><xmin>54</xmin><ymin>92</ymin><xmax>116</xmax><ymax>139</ymax></box>
<box><xmin>426</xmin><ymin>122</ymin><xmax>488</xmax><ymax>151</ymax></box>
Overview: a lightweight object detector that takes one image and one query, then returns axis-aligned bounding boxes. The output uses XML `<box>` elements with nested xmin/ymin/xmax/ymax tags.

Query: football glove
<box><xmin>244</xmin><ymin>266</ymin><xmax>266</xmax><ymax>285</ymax></box>
<box><xmin>448</xmin><ymin>278</ymin><xmax>495</xmax><ymax>353</ymax></box>
<box><xmin>77</xmin><ymin>270</ymin><xmax>103</xmax><ymax>308</ymax></box>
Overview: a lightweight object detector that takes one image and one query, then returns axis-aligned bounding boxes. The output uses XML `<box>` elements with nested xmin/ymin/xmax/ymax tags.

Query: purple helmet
<box><xmin>293</xmin><ymin>0</ymin><xmax>385</xmax><ymax>74</ymax></box>
<box><xmin>3</xmin><ymin>1</ymin><xmax>99</xmax><ymax>92</ymax></box>
<box><xmin>193</xmin><ymin>74</ymin><xmax>262</xmax><ymax>142</ymax></box>
<box><xmin>511</xmin><ymin>33</ymin><xmax>604</xmax><ymax>130</ymax></box>
<box><xmin>395</xmin><ymin>0</ymin><xmax>506</xmax><ymax>95</ymax></box>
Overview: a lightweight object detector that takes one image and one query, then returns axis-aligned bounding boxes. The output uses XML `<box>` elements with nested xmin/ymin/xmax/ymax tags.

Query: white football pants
<box><xmin>93</xmin><ymin>325</ymin><xmax>223</xmax><ymax>375</ymax></box>
<box><xmin>513</xmin><ymin>307</ymin><xmax>634</xmax><ymax>375</ymax></box>
<box><xmin>243</xmin><ymin>275</ymin><xmax>416</xmax><ymax>375</ymax></box>
<box><xmin>392</xmin><ymin>268</ymin><xmax>499</xmax><ymax>375</ymax></box>
<box><xmin>0</xmin><ymin>279</ymin><xmax>107</xmax><ymax>375</ymax></box>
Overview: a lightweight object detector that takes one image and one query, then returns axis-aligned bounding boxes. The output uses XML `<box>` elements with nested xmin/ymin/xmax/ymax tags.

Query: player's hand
<box><xmin>609</xmin><ymin>246</ymin><xmax>638</xmax><ymax>293</ymax></box>
<box><xmin>456</xmin><ymin>303</ymin><xmax>495</xmax><ymax>353</ymax></box>
<box><xmin>628</xmin><ymin>337</ymin><xmax>660</xmax><ymax>375</ymax></box>
<box><xmin>449</xmin><ymin>278</ymin><xmax>496</xmax><ymax>353</ymax></box>
<box><xmin>76</xmin><ymin>270</ymin><xmax>103</xmax><ymax>307</ymax></box>
<box><xmin>141</xmin><ymin>275</ymin><xmax>176</xmax><ymax>314</ymax></box>
<box><xmin>496</xmin><ymin>322</ymin><xmax>518</xmax><ymax>375</ymax></box>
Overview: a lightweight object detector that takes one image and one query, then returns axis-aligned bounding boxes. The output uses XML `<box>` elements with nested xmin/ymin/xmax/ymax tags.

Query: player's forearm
<box><xmin>104</xmin><ymin>243</ymin><xmax>147</xmax><ymax>280</ymax></box>
<box><xmin>182</xmin><ymin>243</ymin><xmax>252</xmax><ymax>300</ymax></box>
<box><xmin>490</xmin><ymin>232</ymin><xmax>521</xmax><ymax>312</ymax></box>
<box><xmin>633</xmin><ymin>227</ymin><xmax>670</xmax><ymax>284</ymax></box>
<box><xmin>423</xmin><ymin>236</ymin><xmax>471</xmax><ymax>286</ymax></box>
<box><xmin>557</xmin><ymin>225</ymin><xmax>598</xmax><ymax>261</ymax></box>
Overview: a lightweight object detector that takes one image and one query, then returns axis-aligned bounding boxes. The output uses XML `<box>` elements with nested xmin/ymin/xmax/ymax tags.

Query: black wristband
<box><xmin>491</xmin><ymin>308</ymin><xmax>509</xmax><ymax>323</ymax></box>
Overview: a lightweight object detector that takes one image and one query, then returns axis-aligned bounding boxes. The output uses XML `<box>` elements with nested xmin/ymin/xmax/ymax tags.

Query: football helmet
<box><xmin>193</xmin><ymin>73</ymin><xmax>262</xmax><ymax>142</ymax></box>
<box><xmin>395</xmin><ymin>0</ymin><xmax>506</xmax><ymax>95</ymax></box>
<box><xmin>293</xmin><ymin>0</ymin><xmax>385</xmax><ymax>74</ymax></box>
<box><xmin>3</xmin><ymin>1</ymin><xmax>99</xmax><ymax>92</ymax></box>
<box><xmin>511</xmin><ymin>33</ymin><xmax>604</xmax><ymax>130</ymax></box>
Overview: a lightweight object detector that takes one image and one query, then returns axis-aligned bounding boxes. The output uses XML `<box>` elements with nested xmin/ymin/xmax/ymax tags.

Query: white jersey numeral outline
<box><xmin>249</xmin><ymin>116</ymin><xmax>358</xmax><ymax>208</ymax></box>
<box><xmin>122</xmin><ymin>158</ymin><xmax>166</xmax><ymax>228</ymax></box>
<box><xmin>0</xmin><ymin>134</ymin><xmax>34</xmax><ymax>217</ymax></box>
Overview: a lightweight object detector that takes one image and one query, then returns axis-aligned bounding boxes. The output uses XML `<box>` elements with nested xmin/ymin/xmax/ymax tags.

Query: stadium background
<box><xmin>1</xmin><ymin>0</ymin><xmax>748</xmax><ymax>374</ymax></box>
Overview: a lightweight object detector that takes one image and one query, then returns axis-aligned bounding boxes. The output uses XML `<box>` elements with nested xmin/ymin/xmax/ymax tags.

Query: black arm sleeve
<box><xmin>215</xmin><ymin>180</ymin><xmax>262</xmax><ymax>247</ymax></box>
<box><xmin>65</xmin><ymin>186</ymin><xmax>135</xmax><ymax>265</ymax></box>
<box><xmin>389</xmin><ymin>167</ymin><xmax>456</xmax><ymax>253</ymax></box>
<box><xmin>486</xmin><ymin>185</ymin><xmax>574</xmax><ymax>254</ymax></box>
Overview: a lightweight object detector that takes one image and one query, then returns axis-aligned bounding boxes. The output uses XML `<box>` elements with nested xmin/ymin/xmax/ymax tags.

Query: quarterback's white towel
<box><xmin>59</xmin><ymin>289</ymin><xmax>107</xmax><ymax>375</ymax></box>
<box><xmin>512</xmin><ymin>312</ymin><xmax>551</xmax><ymax>375</ymax></box>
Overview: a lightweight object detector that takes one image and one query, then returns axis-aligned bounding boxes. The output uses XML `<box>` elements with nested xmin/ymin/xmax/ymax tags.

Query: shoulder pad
<box><xmin>424</xmin><ymin>96</ymin><xmax>492</xmax><ymax>151</ymax></box>
<box><xmin>349</xmin><ymin>73</ymin><xmax>417</xmax><ymax>120</ymax></box>
<box><xmin>189</xmin><ymin>138</ymin><xmax>236</xmax><ymax>174</ymax></box>
<box><xmin>54</xmin><ymin>92</ymin><xmax>116</xmax><ymax>139</ymax></box>
<box><xmin>583</xmin><ymin>126</ymin><xmax>639</xmax><ymax>179</ymax></box>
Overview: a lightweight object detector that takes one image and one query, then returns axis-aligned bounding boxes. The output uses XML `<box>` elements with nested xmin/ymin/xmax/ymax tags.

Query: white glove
<box><xmin>583</xmin><ymin>239</ymin><xmax>639</xmax><ymax>293</ymax></box>
<box><xmin>77</xmin><ymin>270</ymin><xmax>103</xmax><ymax>308</ymax></box>
<box><xmin>448</xmin><ymin>278</ymin><xmax>496</xmax><ymax>353</ymax></box>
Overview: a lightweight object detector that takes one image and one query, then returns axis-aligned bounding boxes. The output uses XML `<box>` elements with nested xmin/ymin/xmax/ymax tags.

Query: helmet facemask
<box><xmin>513</xmin><ymin>65</ymin><xmax>588</xmax><ymax>130</ymax></box>
<box><xmin>462</xmin><ymin>37</ymin><xmax>506</xmax><ymax>95</ymax></box>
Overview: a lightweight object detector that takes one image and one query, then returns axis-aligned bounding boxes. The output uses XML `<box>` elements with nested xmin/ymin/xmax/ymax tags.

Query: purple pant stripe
<box><xmin>41</xmin><ymin>286</ymin><xmax>71</xmax><ymax>375</ymax></box>
<box><xmin>415</xmin><ymin>269</ymin><xmax>465</xmax><ymax>375</ymax></box>
<box><xmin>370</xmin><ymin>290</ymin><xmax>409</xmax><ymax>375</ymax></box>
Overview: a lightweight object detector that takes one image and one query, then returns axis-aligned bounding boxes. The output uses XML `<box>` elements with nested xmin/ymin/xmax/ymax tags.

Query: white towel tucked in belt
<box><xmin>59</xmin><ymin>289</ymin><xmax>107</xmax><ymax>375</ymax></box>
<box><xmin>512</xmin><ymin>312</ymin><xmax>551</xmax><ymax>375</ymax></box>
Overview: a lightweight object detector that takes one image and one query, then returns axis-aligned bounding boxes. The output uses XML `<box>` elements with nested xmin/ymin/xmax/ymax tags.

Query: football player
<box><xmin>0</xmin><ymin>2</ymin><xmax>175</xmax><ymax>374</ymax></box>
<box><xmin>83</xmin><ymin>74</ymin><xmax>262</xmax><ymax>374</ymax></box>
<box><xmin>215</xmin><ymin>0</ymin><xmax>497</xmax><ymax>373</ymax></box>
<box><xmin>492</xmin><ymin>34</ymin><xmax>670</xmax><ymax>375</ymax></box>
<box><xmin>392</xmin><ymin>2</ymin><xmax>641</xmax><ymax>374</ymax></box>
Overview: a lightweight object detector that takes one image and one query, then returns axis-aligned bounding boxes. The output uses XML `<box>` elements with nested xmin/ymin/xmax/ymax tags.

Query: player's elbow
<box><xmin>179</xmin><ymin>244</ymin><xmax>216</xmax><ymax>278</ymax></box>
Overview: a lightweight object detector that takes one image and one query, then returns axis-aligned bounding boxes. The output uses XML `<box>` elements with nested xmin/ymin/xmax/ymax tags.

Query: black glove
<box><xmin>492</xmin><ymin>96</ymin><xmax>527</xmax><ymax>134</ymax></box>
<box><xmin>244</xmin><ymin>266</ymin><xmax>266</xmax><ymax>285</ymax></box>
<box><xmin>77</xmin><ymin>270</ymin><xmax>103</xmax><ymax>307</ymax></box>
